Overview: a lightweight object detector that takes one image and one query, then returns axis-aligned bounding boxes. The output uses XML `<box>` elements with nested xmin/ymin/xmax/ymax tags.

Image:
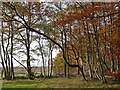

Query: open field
<box><xmin>1</xmin><ymin>77</ymin><xmax>120</xmax><ymax>88</ymax></box>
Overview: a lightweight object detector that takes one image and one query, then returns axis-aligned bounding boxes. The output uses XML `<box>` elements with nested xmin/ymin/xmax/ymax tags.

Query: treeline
<box><xmin>53</xmin><ymin>2</ymin><xmax>120</xmax><ymax>83</ymax></box>
<box><xmin>0</xmin><ymin>2</ymin><xmax>120</xmax><ymax>83</ymax></box>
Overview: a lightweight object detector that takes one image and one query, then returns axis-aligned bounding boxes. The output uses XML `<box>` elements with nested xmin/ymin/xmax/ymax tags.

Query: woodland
<box><xmin>0</xmin><ymin>1</ymin><xmax>120</xmax><ymax>88</ymax></box>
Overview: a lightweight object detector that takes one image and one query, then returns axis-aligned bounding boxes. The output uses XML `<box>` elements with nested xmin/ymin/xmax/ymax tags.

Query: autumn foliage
<box><xmin>52</xmin><ymin>2</ymin><xmax>120</xmax><ymax>82</ymax></box>
<box><xmin>1</xmin><ymin>2</ymin><xmax>120</xmax><ymax>83</ymax></box>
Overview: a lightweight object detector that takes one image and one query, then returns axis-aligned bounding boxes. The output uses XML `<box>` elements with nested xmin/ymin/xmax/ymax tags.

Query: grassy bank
<box><xmin>2</xmin><ymin>77</ymin><xmax>120</xmax><ymax>88</ymax></box>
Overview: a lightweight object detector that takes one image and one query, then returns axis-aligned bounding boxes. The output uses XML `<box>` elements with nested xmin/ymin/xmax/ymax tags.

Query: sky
<box><xmin>0</xmin><ymin>2</ymin><xmax>60</xmax><ymax>67</ymax></box>
<box><xmin>13</xmin><ymin>48</ymin><xmax>59</xmax><ymax>67</ymax></box>
<box><xmin>0</xmin><ymin>17</ymin><xmax>59</xmax><ymax>67</ymax></box>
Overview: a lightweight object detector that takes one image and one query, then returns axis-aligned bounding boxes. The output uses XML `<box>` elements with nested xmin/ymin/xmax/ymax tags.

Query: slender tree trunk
<box><xmin>76</xmin><ymin>58</ymin><xmax>86</xmax><ymax>81</ymax></box>
<box><xmin>93</xmin><ymin>24</ymin><xmax>107</xmax><ymax>83</ymax></box>
<box><xmin>103</xmin><ymin>9</ymin><xmax>110</xmax><ymax>71</ymax></box>
<box><xmin>117</xmin><ymin>2</ymin><xmax>120</xmax><ymax>71</ymax></box>
<box><xmin>116</xmin><ymin>2</ymin><xmax>120</xmax><ymax>81</ymax></box>
<box><xmin>77</xmin><ymin>67</ymin><xmax>80</xmax><ymax>75</ymax></box>
<box><xmin>26</xmin><ymin>29</ymin><xmax>32</xmax><ymax>80</ymax></box>
<box><xmin>1</xmin><ymin>30</ymin><xmax>10</xmax><ymax>79</ymax></box>
<box><xmin>10</xmin><ymin>22</ymin><xmax>14</xmax><ymax>79</ymax></box>
<box><xmin>38</xmin><ymin>40</ymin><xmax>46</xmax><ymax>77</ymax></box>
<box><xmin>61</xmin><ymin>27</ymin><xmax>67</xmax><ymax>77</ymax></box>
<box><xmin>0</xmin><ymin>18</ymin><xmax>6</xmax><ymax>78</ymax></box>
<box><xmin>64</xmin><ymin>63</ymin><xmax>67</xmax><ymax>77</ymax></box>
<box><xmin>83</xmin><ymin>21</ymin><xmax>93</xmax><ymax>78</ymax></box>
<box><xmin>0</xmin><ymin>45</ymin><xmax>6</xmax><ymax>78</ymax></box>
<box><xmin>109</xmin><ymin>16</ymin><xmax>115</xmax><ymax>72</ymax></box>
<box><xmin>50</xmin><ymin>43</ymin><xmax>53</xmax><ymax>77</ymax></box>
<box><xmin>48</xmin><ymin>59</ymin><xmax>50</xmax><ymax>77</ymax></box>
<box><xmin>67</xmin><ymin>54</ymin><xmax>70</xmax><ymax>78</ymax></box>
<box><xmin>50</xmin><ymin>52</ymin><xmax>53</xmax><ymax>77</ymax></box>
<box><xmin>86</xmin><ymin>46</ymin><xmax>93</xmax><ymax>78</ymax></box>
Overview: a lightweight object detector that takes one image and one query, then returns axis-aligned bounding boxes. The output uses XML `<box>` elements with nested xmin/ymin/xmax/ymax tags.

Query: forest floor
<box><xmin>1</xmin><ymin>77</ymin><xmax>120</xmax><ymax>89</ymax></box>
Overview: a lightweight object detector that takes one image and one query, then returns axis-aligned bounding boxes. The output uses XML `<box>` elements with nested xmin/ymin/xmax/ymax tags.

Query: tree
<box><xmin>2</xmin><ymin>2</ymin><xmax>120</xmax><ymax>83</ymax></box>
<box><xmin>52</xmin><ymin>2</ymin><xmax>120</xmax><ymax>83</ymax></box>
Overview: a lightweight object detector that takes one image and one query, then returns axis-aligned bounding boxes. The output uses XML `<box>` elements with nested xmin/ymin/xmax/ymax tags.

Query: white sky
<box><xmin>13</xmin><ymin>48</ymin><xmax>59</xmax><ymax>67</ymax></box>
<box><xmin>0</xmin><ymin>19</ymin><xmax>59</xmax><ymax>67</ymax></box>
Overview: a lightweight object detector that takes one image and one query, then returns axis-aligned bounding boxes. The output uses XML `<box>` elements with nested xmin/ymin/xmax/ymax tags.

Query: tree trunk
<box><xmin>10</xmin><ymin>22</ymin><xmax>14</xmax><ymax>79</ymax></box>
<box><xmin>48</xmin><ymin>59</ymin><xmax>50</xmax><ymax>77</ymax></box>
<box><xmin>26</xmin><ymin>29</ymin><xmax>33</xmax><ymax>80</ymax></box>
<box><xmin>50</xmin><ymin>43</ymin><xmax>53</xmax><ymax>77</ymax></box>
<box><xmin>117</xmin><ymin>2</ymin><xmax>120</xmax><ymax>71</ymax></box>
<box><xmin>39</xmin><ymin>41</ymin><xmax>46</xmax><ymax>77</ymax></box>
<box><xmin>109</xmin><ymin>15</ymin><xmax>115</xmax><ymax>72</ymax></box>
<box><xmin>64</xmin><ymin>63</ymin><xmax>67</xmax><ymax>77</ymax></box>
<box><xmin>93</xmin><ymin>24</ymin><xmax>107</xmax><ymax>83</ymax></box>
<box><xmin>77</xmin><ymin>67</ymin><xmax>80</xmax><ymax>75</ymax></box>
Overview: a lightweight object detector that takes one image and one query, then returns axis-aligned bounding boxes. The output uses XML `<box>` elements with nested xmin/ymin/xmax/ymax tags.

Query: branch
<box><xmin>4</xmin><ymin>2</ymin><xmax>80</xmax><ymax>68</ymax></box>
<box><xmin>95</xmin><ymin>11</ymin><xmax>120</xmax><ymax>19</ymax></box>
<box><xmin>13</xmin><ymin>56</ymin><xmax>28</xmax><ymax>71</ymax></box>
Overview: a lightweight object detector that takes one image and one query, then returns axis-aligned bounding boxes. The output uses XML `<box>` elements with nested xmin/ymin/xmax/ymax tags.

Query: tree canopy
<box><xmin>0</xmin><ymin>2</ymin><xmax>120</xmax><ymax>83</ymax></box>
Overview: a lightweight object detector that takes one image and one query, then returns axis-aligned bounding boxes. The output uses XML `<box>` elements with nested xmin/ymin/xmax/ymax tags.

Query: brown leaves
<box><xmin>52</xmin><ymin>4</ymin><xmax>103</xmax><ymax>26</ymax></box>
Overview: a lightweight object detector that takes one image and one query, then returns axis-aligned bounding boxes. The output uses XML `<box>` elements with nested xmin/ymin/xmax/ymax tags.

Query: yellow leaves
<box><xmin>109</xmin><ymin>30</ymin><xmax>119</xmax><ymax>46</ymax></box>
<box><xmin>99</xmin><ymin>24</ymin><xmax>117</xmax><ymax>35</ymax></box>
<box><xmin>53</xmin><ymin>52</ymin><xmax>64</xmax><ymax>68</ymax></box>
<box><xmin>11</xmin><ymin>3</ymin><xmax>32</xmax><ymax>16</ymax></box>
<box><xmin>1</xmin><ymin>28</ymin><xmax>9</xmax><ymax>32</ymax></box>
<box><xmin>99</xmin><ymin>29</ymin><xmax>107</xmax><ymax>35</ymax></box>
<box><xmin>90</xmin><ymin>38</ymin><xmax>94</xmax><ymax>47</ymax></box>
<box><xmin>99</xmin><ymin>22</ymin><xmax>119</xmax><ymax>47</ymax></box>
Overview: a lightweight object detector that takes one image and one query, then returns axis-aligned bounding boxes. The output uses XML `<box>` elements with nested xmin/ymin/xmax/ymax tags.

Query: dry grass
<box><xmin>2</xmin><ymin>77</ymin><xmax>120</xmax><ymax>88</ymax></box>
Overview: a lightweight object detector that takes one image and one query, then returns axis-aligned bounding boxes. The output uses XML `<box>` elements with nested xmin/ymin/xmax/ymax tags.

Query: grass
<box><xmin>1</xmin><ymin>77</ymin><xmax>120</xmax><ymax>88</ymax></box>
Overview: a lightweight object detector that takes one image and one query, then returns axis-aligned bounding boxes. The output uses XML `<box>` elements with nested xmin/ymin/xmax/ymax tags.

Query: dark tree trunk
<box><xmin>26</xmin><ymin>29</ymin><xmax>33</xmax><ymax>80</ymax></box>
<box><xmin>78</xmin><ymin>67</ymin><xmax>80</xmax><ymax>75</ymax></box>
<box><xmin>117</xmin><ymin>2</ymin><xmax>120</xmax><ymax>71</ymax></box>
<box><xmin>50</xmin><ymin>43</ymin><xmax>53</xmax><ymax>77</ymax></box>
<box><xmin>109</xmin><ymin>15</ymin><xmax>115</xmax><ymax>72</ymax></box>
<box><xmin>38</xmin><ymin>40</ymin><xmax>46</xmax><ymax>77</ymax></box>
<box><xmin>93</xmin><ymin>24</ymin><xmax>107</xmax><ymax>83</ymax></box>
<box><xmin>48</xmin><ymin>60</ymin><xmax>50</xmax><ymax>77</ymax></box>
<box><xmin>10</xmin><ymin>22</ymin><xmax>14</xmax><ymax>79</ymax></box>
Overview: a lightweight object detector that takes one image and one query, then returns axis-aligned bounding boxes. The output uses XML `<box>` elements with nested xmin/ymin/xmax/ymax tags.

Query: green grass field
<box><xmin>1</xmin><ymin>77</ymin><xmax>120</xmax><ymax>88</ymax></box>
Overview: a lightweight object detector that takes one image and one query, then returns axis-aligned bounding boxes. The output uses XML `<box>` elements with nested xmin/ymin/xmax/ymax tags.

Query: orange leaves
<box><xmin>84</xmin><ymin>5</ymin><xmax>94</xmax><ymax>16</ymax></box>
<box><xmin>51</xmin><ymin>4</ymin><xmax>103</xmax><ymax>27</ymax></box>
<box><xmin>59</xmin><ymin>19</ymin><xmax>68</xmax><ymax>26</ymax></box>
<box><xmin>51</xmin><ymin>21</ymin><xmax>58</xmax><ymax>27</ymax></box>
<box><xmin>104</xmin><ymin>71</ymin><xmax>120</xmax><ymax>77</ymax></box>
<box><xmin>52</xmin><ymin>11</ymin><xmax>82</xmax><ymax>26</ymax></box>
<box><xmin>99</xmin><ymin>21</ymin><xmax>119</xmax><ymax>47</ymax></box>
<box><xmin>52</xmin><ymin>20</ymin><xmax>68</xmax><ymax>27</ymax></box>
<box><xmin>94</xmin><ymin>5</ymin><xmax>103</xmax><ymax>11</ymax></box>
